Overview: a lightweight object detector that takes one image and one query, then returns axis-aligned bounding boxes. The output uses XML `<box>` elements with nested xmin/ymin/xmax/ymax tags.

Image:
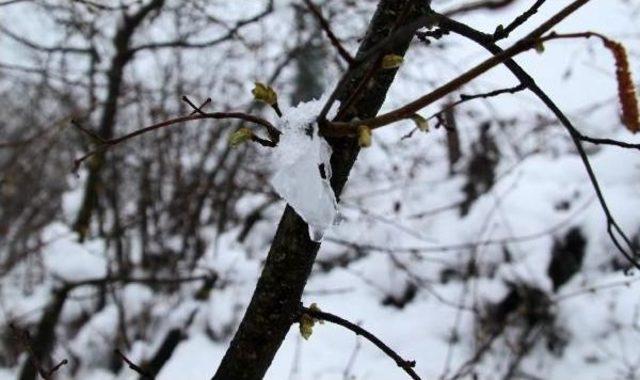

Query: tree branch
<box><xmin>300</xmin><ymin>305</ymin><xmax>422</xmax><ymax>380</ymax></box>
<box><xmin>493</xmin><ymin>0</ymin><xmax>547</xmax><ymax>41</ymax></box>
<box><xmin>211</xmin><ymin>2</ymin><xmax>426</xmax><ymax>379</ymax></box>
<box><xmin>302</xmin><ymin>0</ymin><xmax>354</xmax><ymax>64</ymax></box>
<box><xmin>73</xmin><ymin>111</ymin><xmax>279</xmax><ymax>171</ymax></box>
<box><xmin>115</xmin><ymin>349</ymin><xmax>153</xmax><ymax>379</ymax></box>
<box><xmin>324</xmin><ymin>0</ymin><xmax>593</xmax><ymax>134</ymax></box>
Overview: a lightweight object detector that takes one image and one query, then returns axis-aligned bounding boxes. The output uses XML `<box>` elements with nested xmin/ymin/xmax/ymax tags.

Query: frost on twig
<box><xmin>270</xmin><ymin>97</ymin><xmax>340</xmax><ymax>241</ymax></box>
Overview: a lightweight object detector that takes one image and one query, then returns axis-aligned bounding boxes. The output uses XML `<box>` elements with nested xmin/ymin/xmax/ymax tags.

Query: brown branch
<box><xmin>324</xmin><ymin>0</ymin><xmax>593</xmax><ymax>135</ymax></box>
<box><xmin>324</xmin><ymin>38</ymin><xmax>545</xmax><ymax>135</ymax></box>
<box><xmin>300</xmin><ymin>305</ymin><xmax>422</xmax><ymax>380</ymax></box>
<box><xmin>73</xmin><ymin>111</ymin><xmax>279</xmax><ymax>171</ymax></box>
<box><xmin>302</xmin><ymin>0</ymin><xmax>354</xmax><ymax>64</ymax></box>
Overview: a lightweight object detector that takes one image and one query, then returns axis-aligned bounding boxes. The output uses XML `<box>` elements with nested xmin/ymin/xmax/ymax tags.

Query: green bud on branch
<box><xmin>411</xmin><ymin>114</ymin><xmax>429</xmax><ymax>132</ymax></box>
<box><xmin>252</xmin><ymin>82</ymin><xmax>278</xmax><ymax>106</ymax></box>
<box><xmin>357</xmin><ymin>125</ymin><xmax>372</xmax><ymax>148</ymax></box>
<box><xmin>381</xmin><ymin>54</ymin><xmax>404</xmax><ymax>69</ymax></box>
<box><xmin>299</xmin><ymin>303</ymin><xmax>323</xmax><ymax>340</ymax></box>
<box><xmin>229</xmin><ymin>127</ymin><xmax>254</xmax><ymax>147</ymax></box>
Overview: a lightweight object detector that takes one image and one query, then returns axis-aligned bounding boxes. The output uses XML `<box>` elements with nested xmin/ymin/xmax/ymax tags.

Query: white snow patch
<box><xmin>157</xmin><ymin>334</ymin><xmax>225</xmax><ymax>380</ymax></box>
<box><xmin>270</xmin><ymin>97</ymin><xmax>340</xmax><ymax>241</ymax></box>
<box><xmin>42</xmin><ymin>223</ymin><xmax>107</xmax><ymax>281</ymax></box>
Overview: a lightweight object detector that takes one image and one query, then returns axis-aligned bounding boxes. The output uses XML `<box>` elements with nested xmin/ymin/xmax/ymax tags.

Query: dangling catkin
<box><xmin>602</xmin><ymin>38</ymin><xmax>639</xmax><ymax>134</ymax></box>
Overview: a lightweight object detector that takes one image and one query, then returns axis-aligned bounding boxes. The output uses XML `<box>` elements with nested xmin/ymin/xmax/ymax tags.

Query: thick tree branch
<box><xmin>211</xmin><ymin>1</ymin><xmax>427</xmax><ymax>379</ymax></box>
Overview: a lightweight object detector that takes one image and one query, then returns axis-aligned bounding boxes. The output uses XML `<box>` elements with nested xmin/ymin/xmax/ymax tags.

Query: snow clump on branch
<box><xmin>270</xmin><ymin>97</ymin><xmax>340</xmax><ymax>242</ymax></box>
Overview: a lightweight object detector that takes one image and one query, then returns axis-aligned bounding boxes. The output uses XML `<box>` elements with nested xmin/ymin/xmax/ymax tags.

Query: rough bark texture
<box><xmin>211</xmin><ymin>1</ymin><xmax>426</xmax><ymax>379</ymax></box>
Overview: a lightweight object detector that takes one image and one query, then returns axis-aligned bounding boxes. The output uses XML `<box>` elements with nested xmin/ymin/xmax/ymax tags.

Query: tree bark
<box><xmin>211</xmin><ymin>1</ymin><xmax>426</xmax><ymax>379</ymax></box>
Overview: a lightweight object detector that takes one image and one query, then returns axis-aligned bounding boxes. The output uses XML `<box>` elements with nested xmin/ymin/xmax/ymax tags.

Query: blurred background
<box><xmin>1</xmin><ymin>0</ymin><xmax>640</xmax><ymax>379</ymax></box>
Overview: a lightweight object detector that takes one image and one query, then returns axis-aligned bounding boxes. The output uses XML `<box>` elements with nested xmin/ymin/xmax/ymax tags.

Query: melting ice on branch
<box><xmin>270</xmin><ymin>97</ymin><xmax>340</xmax><ymax>242</ymax></box>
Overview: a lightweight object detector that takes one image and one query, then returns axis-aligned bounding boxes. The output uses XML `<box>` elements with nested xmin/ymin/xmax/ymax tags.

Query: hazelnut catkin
<box><xmin>603</xmin><ymin>38</ymin><xmax>639</xmax><ymax>134</ymax></box>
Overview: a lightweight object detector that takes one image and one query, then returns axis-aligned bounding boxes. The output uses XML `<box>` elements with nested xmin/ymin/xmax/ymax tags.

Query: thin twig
<box><xmin>0</xmin><ymin>0</ymin><xmax>30</xmax><ymax>7</ymax></box>
<box><xmin>493</xmin><ymin>0</ymin><xmax>547</xmax><ymax>40</ymax></box>
<box><xmin>182</xmin><ymin>96</ymin><xmax>212</xmax><ymax>115</ymax></box>
<box><xmin>302</xmin><ymin>0</ymin><xmax>354</xmax><ymax>64</ymax></box>
<box><xmin>115</xmin><ymin>349</ymin><xmax>153</xmax><ymax>379</ymax></box>
<box><xmin>46</xmin><ymin>359</ymin><xmax>69</xmax><ymax>378</ymax></box>
<box><xmin>73</xmin><ymin>111</ymin><xmax>279</xmax><ymax>171</ymax></box>
<box><xmin>9</xmin><ymin>323</ymin><xmax>68</xmax><ymax>379</ymax></box>
<box><xmin>71</xmin><ymin>119</ymin><xmax>107</xmax><ymax>143</ymax></box>
<box><xmin>400</xmin><ymin>83</ymin><xmax>526</xmax><ymax>138</ymax></box>
<box><xmin>459</xmin><ymin>83</ymin><xmax>526</xmax><ymax>101</ymax></box>
<box><xmin>59</xmin><ymin>273</ymin><xmax>216</xmax><ymax>291</ymax></box>
<box><xmin>579</xmin><ymin>134</ymin><xmax>640</xmax><ymax>151</ymax></box>
<box><xmin>326</xmin><ymin>195</ymin><xmax>596</xmax><ymax>254</ymax></box>
<box><xmin>301</xmin><ymin>305</ymin><xmax>422</xmax><ymax>380</ymax></box>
